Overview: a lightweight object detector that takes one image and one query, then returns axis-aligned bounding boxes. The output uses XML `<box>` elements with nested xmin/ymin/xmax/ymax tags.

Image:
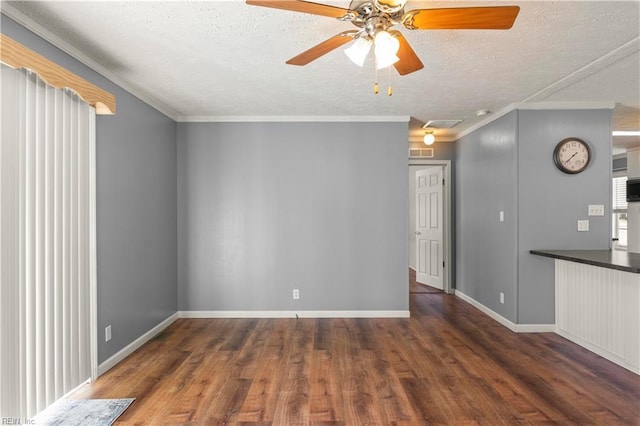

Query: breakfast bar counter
<box><xmin>530</xmin><ymin>249</ymin><xmax>640</xmax><ymax>273</ymax></box>
<box><xmin>531</xmin><ymin>249</ymin><xmax>639</xmax><ymax>374</ymax></box>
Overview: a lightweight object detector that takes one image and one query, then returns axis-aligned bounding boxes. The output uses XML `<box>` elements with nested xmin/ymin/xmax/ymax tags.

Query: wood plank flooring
<box><xmin>73</xmin><ymin>293</ymin><xmax>640</xmax><ymax>424</ymax></box>
<box><xmin>409</xmin><ymin>268</ymin><xmax>443</xmax><ymax>294</ymax></box>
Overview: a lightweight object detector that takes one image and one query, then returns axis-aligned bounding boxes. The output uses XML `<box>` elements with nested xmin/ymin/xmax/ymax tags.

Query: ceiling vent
<box><xmin>423</xmin><ymin>120</ymin><xmax>462</xmax><ymax>129</ymax></box>
<box><xmin>409</xmin><ymin>148</ymin><xmax>434</xmax><ymax>158</ymax></box>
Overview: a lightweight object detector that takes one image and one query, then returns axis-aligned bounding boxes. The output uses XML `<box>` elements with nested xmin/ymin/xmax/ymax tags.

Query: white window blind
<box><xmin>1</xmin><ymin>64</ymin><xmax>96</xmax><ymax>419</ymax></box>
<box><xmin>613</xmin><ymin>176</ymin><xmax>628</xmax><ymax>212</ymax></box>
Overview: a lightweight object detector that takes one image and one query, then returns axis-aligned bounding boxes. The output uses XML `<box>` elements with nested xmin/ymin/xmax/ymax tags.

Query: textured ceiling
<box><xmin>3</xmin><ymin>0</ymin><xmax>639</xmax><ymax>147</ymax></box>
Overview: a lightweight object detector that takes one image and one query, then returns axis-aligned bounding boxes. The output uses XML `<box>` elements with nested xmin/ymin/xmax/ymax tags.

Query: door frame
<box><xmin>409</xmin><ymin>159</ymin><xmax>452</xmax><ymax>294</ymax></box>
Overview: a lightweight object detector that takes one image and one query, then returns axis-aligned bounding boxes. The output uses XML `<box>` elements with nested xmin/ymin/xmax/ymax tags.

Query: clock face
<box><xmin>553</xmin><ymin>138</ymin><xmax>591</xmax><ymax>174</ymax></box>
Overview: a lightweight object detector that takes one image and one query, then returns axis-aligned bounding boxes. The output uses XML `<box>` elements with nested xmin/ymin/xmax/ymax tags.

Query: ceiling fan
<box><xmin>246</xmin><ymin>0</ymin><xmax>520</xmax><ymax>76</ymax></box>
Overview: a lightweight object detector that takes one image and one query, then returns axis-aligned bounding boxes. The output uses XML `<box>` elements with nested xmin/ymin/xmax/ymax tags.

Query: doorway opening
<box><xmin>409</xmin><ymin>160</ymin><xmax>452</xmax><ymax>294</ymax></box>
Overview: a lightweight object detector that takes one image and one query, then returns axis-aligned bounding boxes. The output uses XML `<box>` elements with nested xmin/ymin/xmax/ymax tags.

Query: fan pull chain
<box><xmin>374</xmin><ymin>63</ymin><xmax>379</xmax><ymax>94</ymax></box>
<box><xmin>387</xmin><ymin>66</ymin><xmax>393</xmax><ymax>96</ymax></box>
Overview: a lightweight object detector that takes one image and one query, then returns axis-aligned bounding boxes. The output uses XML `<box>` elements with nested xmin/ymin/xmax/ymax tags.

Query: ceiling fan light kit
<box><xmin>373</xmin><ymin>30</ymin><xmax>401</xmax><ymax>69</ymax></box>
<box><xmin>344</xmin><ymin>37</ymin><xmax>372</xmax><ymax>66</ymax></box>
<box><xmin>246</xmin><ymin>0</ymin><xmax>520</xmax><ymax>87</ymax></box>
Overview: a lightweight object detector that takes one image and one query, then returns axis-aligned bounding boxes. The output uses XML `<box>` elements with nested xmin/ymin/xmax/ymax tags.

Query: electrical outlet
<box><xmin>105</xmin><ymin>325</ymin><xmax>112</xmax><ymax>342</ymax></box>
<box><xmin>293</xmin><ymin>289</ymin><xmax>300</xmax><ymax>300</ymax></box>
<box><xmin>577</xmin><ymin>220</ymin><xmax>590</xmax><ymax>232</ymax></box>
<box><xmin>588</xmin><ymin>204</ymin><xmax>605</xmax><ymax>216</ymax></box>
<box><xmin>500</xmin><ymin>292</ymin><xmax>504</xmax><ymax>304</ymax></box>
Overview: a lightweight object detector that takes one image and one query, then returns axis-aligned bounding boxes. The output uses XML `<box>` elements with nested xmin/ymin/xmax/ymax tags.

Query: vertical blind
<box><xmin>1</xmin><ymin>64</ymin><xmax>95</xmax><ymax>419</ymax></box>
<box><xmin>612</xmin><ymin>176</ymin><xmax>628</xmax><ymax>212</ymax></box>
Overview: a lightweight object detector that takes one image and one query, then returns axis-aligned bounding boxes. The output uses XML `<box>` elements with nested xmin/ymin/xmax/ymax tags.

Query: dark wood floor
<box><xmin>73</xmin><ymin>291</ymin><xmax>640</xmax><ymax>424</ymax></box>
<box><xmin>409</xmin><ymin>268</ymin><xmax>443</xmax><ymax>294</ymax></box>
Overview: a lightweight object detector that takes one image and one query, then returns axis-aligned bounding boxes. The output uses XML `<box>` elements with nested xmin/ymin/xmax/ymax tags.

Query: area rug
<box><xmin>32</xmin><ymin>398</ymin><xmax>135</xmax><ymax>425</ymax></box>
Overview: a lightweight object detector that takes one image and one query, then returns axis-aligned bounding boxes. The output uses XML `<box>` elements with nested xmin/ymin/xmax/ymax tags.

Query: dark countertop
<box><xmin>530</xmin><ymin>249</ymin><xmax>640</xmax><ymax>274</ymax></box>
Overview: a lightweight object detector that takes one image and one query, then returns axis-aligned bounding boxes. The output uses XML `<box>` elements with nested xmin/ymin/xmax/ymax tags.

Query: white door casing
<box><xmin>415</xmin><ymin>167</ymin><xmax>444</xmax><ymax>290</ymax></box>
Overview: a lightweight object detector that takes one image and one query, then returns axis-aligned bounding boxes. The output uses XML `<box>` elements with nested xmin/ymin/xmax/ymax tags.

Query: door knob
<box><xmin>415</xmin><ymin>231</ymin><xmax>421</xmax><ymax>235</ymax></box>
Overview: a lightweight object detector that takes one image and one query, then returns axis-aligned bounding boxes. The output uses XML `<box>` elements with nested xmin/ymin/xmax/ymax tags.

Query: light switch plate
<box><xmin>499</xmin><ymin>211</ymin><xmax>504</xmax><ymax>222</ymax></box>
<box><xmin>577</xmin><ymin>220</ymin><xmax>590</xmax><ymax>232</ymax></box>
<box><xmin>588</xmin><ymin>204</ymin><xmax>605</xmax><ymax>216</ymax></box>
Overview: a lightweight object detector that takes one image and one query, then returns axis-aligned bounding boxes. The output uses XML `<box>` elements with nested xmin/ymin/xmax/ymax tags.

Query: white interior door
<box><xmin>415</xmin><ymin>167</ymin><xmax>444</xmax><ymax>290</ymax></box>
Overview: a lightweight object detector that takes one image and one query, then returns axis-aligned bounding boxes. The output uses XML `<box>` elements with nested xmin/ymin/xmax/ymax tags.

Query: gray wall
<box><xmin>455</xmin><ymin>108</ymin><xmax>612</xmax><ymax>325</ymax></box>
<box><xmin>2</xmin><ymin>15</ymin><xmax>178</xmax><ymax>363</ymax></box>
<box><xmin>517</xmin><ymin>109</ymin><xmax>612</xmax><ymax>324</ymax></box>
<box><xmin>177</xmin><ymin>122</ymin><xmax>408</xmax><ymax>312</ymax></box>
<box><xmin>455</xmin><ymin>112</ymin><xmax>519</xmax><ymax>321</ymax></box>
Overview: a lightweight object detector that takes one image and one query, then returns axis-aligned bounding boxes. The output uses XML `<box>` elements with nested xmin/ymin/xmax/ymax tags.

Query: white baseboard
<box><xmin>454</xmin><ymin>290</ymin><xmax>554</xmax><ymax>333</ymax></box>
<box><xmin>556</xmin><ymin>328</ymin><xmax>639</xmax><ymax>375</ymax></box>
<box><xmin>178</xmin><ymin>310</ymin><xmax>410</xmax><ymax>319</ymax></box>
<box><xmin>514</xmin><ymin>323</ymin><xmax>555</xmax><ymax>333</ymax></box>
<box><xmin>97</xmin><ymin>312</ymin><xmax>179</xmax><ymax>377</ymax></box>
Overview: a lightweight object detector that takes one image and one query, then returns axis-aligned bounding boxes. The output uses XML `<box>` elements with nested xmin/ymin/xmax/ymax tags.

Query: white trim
<box><xmin>455</xmin><ymin>290</ymin><xmax>554</xmax><ymax>333</ymax></box>
<box><xmin>97</xmin><ymin>313</ymin><xmax>179</xmax><ymax>377</ymax></box>
<box><xmin>89</xmin><ymin>110</ymin><xmax>98</xmax><ymax>382</ymax></box>
<box><xmin>178</xmin><ymin>310</ymin><xmax>410</xmax><ymax>319</ymax></box>
<box><xmin>514</xmin><ymin>324</ymin><xmax>555</xmax><ymax>333</ymax></box>
<box><xmin>555</xmin><ymin>328</ymin><xmax>639</xmax><ymax>375</ymax></box>
<box><xmin>177</xmin><ymin>115</ymin><xmax>411</xmax><ymax>123</ymax></box>
<box><xmin>455</xmin><ymin>290</ymin><xmax>516</xmax><ymax>331</ymax></box>
<box><xmin>1</xmin><ymin>3</ymin><xmax>179</xmax><ymax>120</ymax></box>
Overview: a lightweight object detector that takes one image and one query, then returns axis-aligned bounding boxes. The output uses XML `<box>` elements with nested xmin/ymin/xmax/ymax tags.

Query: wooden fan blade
<box><xmin>390</xmin><ymin>31</ymin><xmax>424</xmax><ymax>76</ymax></box>
<box><xmin>403</xmin><ymin>6</ymin><xmax>520</xmax><ymax>30</ymax></box>
<box><xmin>246</xmin><ymin>0</ymin><xmax>352</xmax><ymax>18</ymax></box>
<box><xmin>286</xmin><ymin>31</ymin><xmax>358</xmax><ymax>66</ymax></box>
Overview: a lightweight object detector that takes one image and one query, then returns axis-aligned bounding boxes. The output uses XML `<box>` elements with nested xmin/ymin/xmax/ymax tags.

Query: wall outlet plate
<box><xmin>105</xmin><ymin>325</ymin><xmax>112</xmax><ymax>342</ymax></box>
<box><xmin>577</xmin><ymin>220</ymin><xmax>590</xmax><ymax>232</ymax></box>
<box><xmin>588</xmin><ymin>204</ymin><xmax>605</xmax><ymax>216</ymax></box>
<box><xmin>293</xmin><ymin>289</ymin><xmax>300</xmax><ymax>300</ymax></box>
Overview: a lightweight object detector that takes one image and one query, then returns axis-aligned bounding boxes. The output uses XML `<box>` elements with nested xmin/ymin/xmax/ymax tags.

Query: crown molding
<box><xmin>177</xmin><ymin>115</ymin><xmax>411</xmax><ymax>123</ymax></box>
<box><xmin>1</xmin><ymin>5</ymin><xmax>179</xmax><ymax>121</ymax></box>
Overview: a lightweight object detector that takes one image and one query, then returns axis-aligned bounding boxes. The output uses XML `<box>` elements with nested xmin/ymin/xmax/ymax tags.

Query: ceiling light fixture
<box><xmin>475</xmin><ymin>109</ymin><xmax>491</xmax><ymax>117</ymax></box>
<box><xmin>612</xmin><ymin>131</ymin><xmax>640</xmax><ymax>136</ymax></box>
<box><xmin>423</xmin><ymin>130</ymin><xmax>435</xmax><ymax>145</ymax></box>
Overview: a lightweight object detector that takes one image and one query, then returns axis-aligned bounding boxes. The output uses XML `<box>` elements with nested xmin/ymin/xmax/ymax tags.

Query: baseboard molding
<box><xmin>97</xmin><ymin>312</ymin><xmax>179</xmax><ymax>377</ymax></box>
<box><xmin>178</xmin><ymin>310</ymin><xmax>410</xmax><ymax>319</ymax></box>
<box><xmin>514</xmin><ymin>323</ymin><xmax>555</xmax><ymax>333</ymax></box>
<box><xmin>454</xmin><ymin>290</ymin><xmax>554</xmax><ymax>333</ymax></box>
<box><xmin>556</xmin><ymin>328</ymin><xmax>639</xmax><ymax>375</ymax></box>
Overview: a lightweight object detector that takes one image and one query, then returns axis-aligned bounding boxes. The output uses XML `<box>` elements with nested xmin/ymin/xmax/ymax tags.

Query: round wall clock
<box><xmin>553</xmin><ymin>137</ymin><xmax>591</xmax><ymax>174</ymax></box>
